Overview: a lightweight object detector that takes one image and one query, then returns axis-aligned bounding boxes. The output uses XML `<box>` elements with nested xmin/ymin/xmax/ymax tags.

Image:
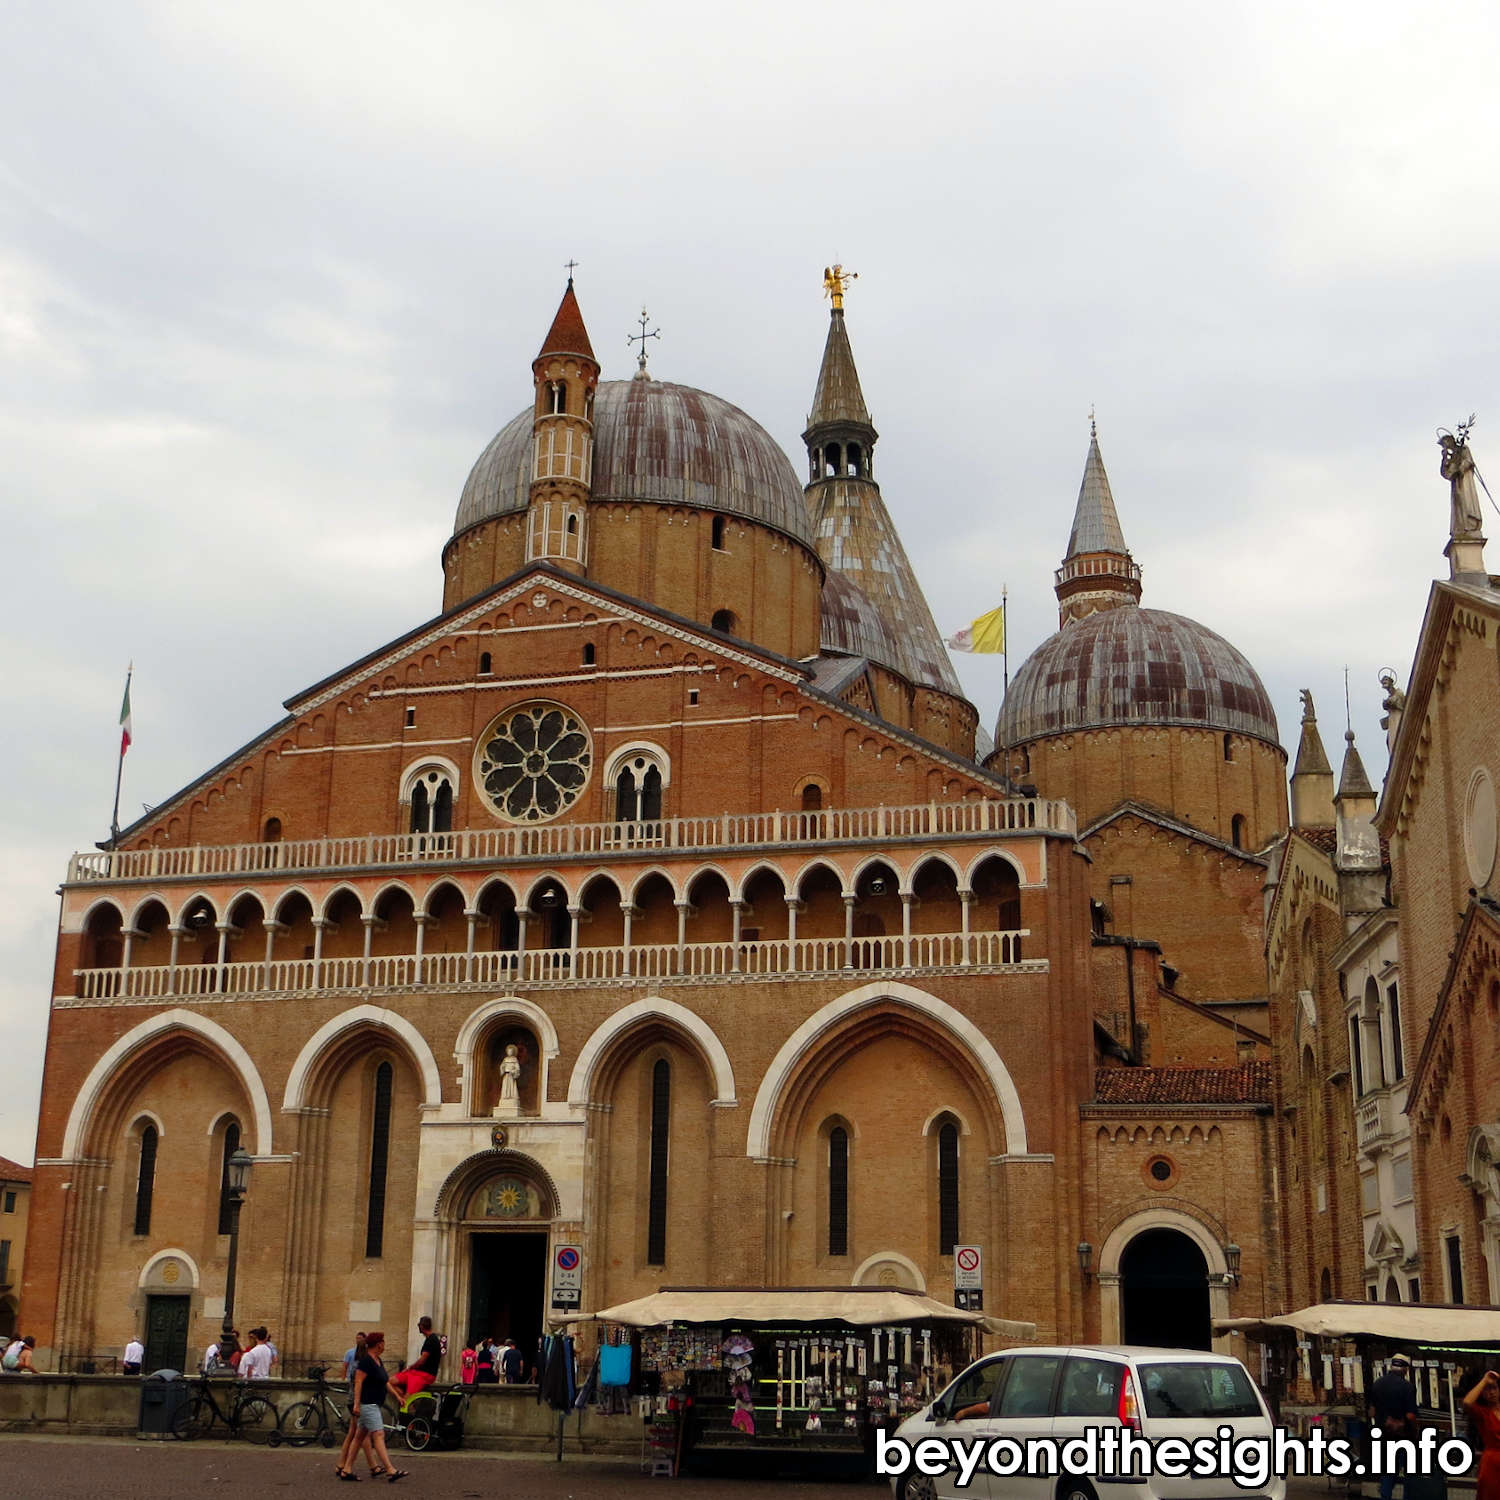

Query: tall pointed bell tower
<box><xmin>1055</xmin><ymin>419</ymin><xmax>1143</xmax><ymax>627</ymax></box>
<box><xmin>804</xmin><ymin>267</ymin><xmax>965</xmax><ymax>709</ymax></box>
<box><xmin>527</xmin><ymin>277</ymin><xmax>599</xmax><ymax>575</ymax></box>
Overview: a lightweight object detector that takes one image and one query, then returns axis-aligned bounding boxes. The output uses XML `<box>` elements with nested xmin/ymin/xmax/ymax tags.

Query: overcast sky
<box><xmin>3</xmin><ymin>0</ymin><xmax>1498</xmax><ymax>1164</ymax></box>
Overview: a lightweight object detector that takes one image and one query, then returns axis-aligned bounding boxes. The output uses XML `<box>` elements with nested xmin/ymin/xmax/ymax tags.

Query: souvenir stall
<box><xmin>563</xmin><ymin>1286</ymin><xmax>1033</xmax><ymax>1476</ymax></box>
<box><xmin>1218</xmin><ymin>1301</ymin><xmax>1500</xmax><ymax>1453</ymax></box>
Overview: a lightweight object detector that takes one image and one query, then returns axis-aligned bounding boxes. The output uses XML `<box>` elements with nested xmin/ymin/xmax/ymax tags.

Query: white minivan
<box><xmin>887</xmin><ymin>1345</ymin><xmax>1286</xmax><ymax>1500</ymax></box>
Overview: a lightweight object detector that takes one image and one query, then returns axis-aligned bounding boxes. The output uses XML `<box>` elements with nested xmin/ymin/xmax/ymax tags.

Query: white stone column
<box><xmin>413</xmin><ymin>912</ymin><xmax>430</xmax><ymax>984</ymax></box>
<box><xmin>900</xmin><ymin>891</ymin><xmax>914</xmax><ymax>968</ymax></box>
<box><xmin>167</xmin><ymin>923</ymin><xmax>185</xmax><ymax>995</ymax></box>
<box><xmin>462</xmin><ymin>908</ymin><xmax>478</xmax><ymax>984</ymax></box>
<box><xmin>360</xmin><ymin>913</ymin><xmax>378</xmax><ymax>989</ymax></box>
<box><xmin>843</xmin><ymin>894</ymin><xmax>857</xmax><ymax>969</ymax></box>
<box><xmin>959</xmin><ymin>889</ymin><xmax>973</xmax><ymax>967</ymax></box>
<box><xmin>620</xmin><ymin>902</ymin><xmax>636</xmax><ymax>977</ymax></box>
<box><xmin>674</xmin><ymin>901</ymin><xmax>691</xmax><ymax>976</ymax></box>
<box><xmin>311</xmin><ymin>916</ymin><xmax>328</xmax><ymax>988</ymax></box>
<box><xmin>730</xmin><ymin>900</ymin><xmax>745</xmax><ymax>972</ymax></box>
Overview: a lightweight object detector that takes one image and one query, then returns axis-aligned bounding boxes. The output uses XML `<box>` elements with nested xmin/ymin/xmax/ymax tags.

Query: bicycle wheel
<box><xmin>405</xmin><ymin>1415</ymin><xmax>432</xmax><ymax>1452</ymax></box>
<box><xmin>172</xmin><ymin>1395</ymin><xmax>213</xmax><ymax>1441</ymax></box>
<box><xmin>278</xmin><ymin>1399</ymin><xmax>325</xmax><ymax>1448</ymax></box>
<box><xmin>233</xmin><ymin>1393</ymin><xmax>280</xmax><ymax>1444</ymax></box>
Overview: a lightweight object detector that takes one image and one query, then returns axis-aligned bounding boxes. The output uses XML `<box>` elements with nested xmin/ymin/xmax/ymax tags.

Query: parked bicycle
<box><xmin>277</xmin><ymin>1365</ymin><xmax>348</xmax><ymax>1448</ymax></box>
<box><xmin>172</xmin><ymin>1373</ymin><xmax>280</xmax><ymax>1443</ymax></box>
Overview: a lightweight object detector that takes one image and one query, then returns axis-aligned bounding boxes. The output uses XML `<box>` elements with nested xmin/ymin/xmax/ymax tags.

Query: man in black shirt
<box><xmin>1369</xmin><ymin>1353</ymin><xmax>1418</xmax><ymax>1500</ymax></box>
<box><xmin>501</xmin><ymin>1338</ymin><xmax>524</xmax><ymax>1384</ymax></box>
<box><xmin>389</xmin><ymin>1316</ymin><xmax>443</xmax><ymax>1402</ymax></box>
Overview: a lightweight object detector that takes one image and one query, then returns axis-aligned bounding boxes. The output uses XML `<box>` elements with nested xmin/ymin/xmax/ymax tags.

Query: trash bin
<box><xmin>138</xmin><ymin>1369</ymin><xmax>188</xmax><ymax>1438</ymax></box>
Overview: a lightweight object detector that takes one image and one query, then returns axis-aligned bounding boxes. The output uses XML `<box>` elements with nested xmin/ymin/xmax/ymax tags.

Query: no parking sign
<box><xmin>551</xmin><ymin>1243</ymin><xmax>583</xmax><ymax>1310</ymax></box>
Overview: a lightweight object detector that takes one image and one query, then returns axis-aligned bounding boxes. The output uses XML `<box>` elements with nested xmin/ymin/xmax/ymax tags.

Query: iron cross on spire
<box><xmin>564</xmin><ymin>258</ymin><xmax>579</xmax><ymax>286</ymax></box>
<box><xmin>628</xmin><ymin>307</ymin><xmax>660</xmax><ymax>375</ymax></box>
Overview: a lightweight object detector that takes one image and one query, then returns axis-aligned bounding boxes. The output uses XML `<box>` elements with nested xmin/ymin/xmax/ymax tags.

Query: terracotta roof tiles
<box><xmin>1092</xmin><ymin>1062</ymin><xmax>1272</xmax><ymax>1106</ymax></box>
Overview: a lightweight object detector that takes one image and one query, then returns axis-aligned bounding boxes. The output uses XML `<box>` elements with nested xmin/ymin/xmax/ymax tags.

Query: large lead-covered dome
<box><xmin>454</xmin><ymin>378</ymin><xmax>813</xmax><ymax>545</ymax></box>
<box><xmin>998</xmin><ymin>606</ymin><xmax>1280</xmax><ymax>747</ymax></box>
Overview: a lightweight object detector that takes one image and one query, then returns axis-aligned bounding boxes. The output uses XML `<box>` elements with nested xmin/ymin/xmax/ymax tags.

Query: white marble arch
<box><xmin>137</xmin><ymin>1247</ymin><xmax>202</xmax><ymax>1289</ymax></box>
<box><xmin>567</xmin><ymin>997</ymin><xmax>737</xmax><ymax>1108</ymax></box>
<box><xmin>60</xmin><ymin>1008</ymin><xmax>274</xmax><ymax>1160</ymax></box>
<box><xmin>1097</xmin><ymin>1206</ymin><xmax>1232</xmax><ymax>1352</ymax></box>
<box><xmin>452</xmin><ymin>996</ymin><xmax>561</xmax><ymax>1115</ymax></box>
<box><xmin>744</xmin><ymin>981</ymin><xmax>1029</xmax><ymax>1160</ymax></box>
<box><xmin>282</xmin><ymin>1003</ymin><xmax>443</xmax><ymax>1111</ymax></box>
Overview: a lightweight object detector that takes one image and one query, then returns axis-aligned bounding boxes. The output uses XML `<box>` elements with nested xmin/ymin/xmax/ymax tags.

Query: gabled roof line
<box><xmin>1405</xmin><ymin>898</ymin><xmax>1500</xmax><ymax>1111</ymax></box>
<box><xmin>1080</xmin><ymin>800</ymin><xmax>1269</xmax><ymax>865</ymax></box>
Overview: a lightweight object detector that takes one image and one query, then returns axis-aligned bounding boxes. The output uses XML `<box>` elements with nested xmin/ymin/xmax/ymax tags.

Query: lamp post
<box><xmin>1224</xmin><ymin>1242</ymin><xmax>1242</xmax><ymax>1288</ymax></box>
<box><xmin>219</xmin><ymin>1147</ymin><xmax>252</xmax><ymax>1365</ymax></box>
<box><xmin>1077</xmin><ymin>1241</ymin><xmax>1094</xmax><ymax>1285</ymax></box>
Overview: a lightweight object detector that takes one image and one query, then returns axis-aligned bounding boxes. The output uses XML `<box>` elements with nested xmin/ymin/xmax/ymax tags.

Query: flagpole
<box><xmin>1000</xmin><ymin>586</ymin><xmax>1011</xmax><ymax>783</ymax></box>
<box><xmin>110</xmin><ymin>664</ymin><xmax>132</xmax><ymax>845</ymax></box>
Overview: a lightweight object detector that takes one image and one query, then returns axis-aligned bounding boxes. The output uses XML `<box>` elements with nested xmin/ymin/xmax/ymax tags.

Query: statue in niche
<box><xmin>493</xmin><ymin>1043</ymin><xmax>522</xmax><ymax>1119</ymax></box>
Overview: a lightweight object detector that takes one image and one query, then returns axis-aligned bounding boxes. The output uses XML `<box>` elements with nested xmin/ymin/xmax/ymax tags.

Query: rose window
<box><xmin>475</xmin><ymin>702</ymin><xmax>592</xmax><ymax>822</ymax></box>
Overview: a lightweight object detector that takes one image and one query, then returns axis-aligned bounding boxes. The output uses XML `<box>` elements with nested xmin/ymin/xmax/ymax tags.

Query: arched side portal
<box><xmin>282</xmin><ymin>1004</ymin><xmax>443</xmax><ymax>1111</ymax></box>
<box><xmin>745</xmin><ymin>982</ymin><xmax>1028</xmax><ymax>1159</ymax></box>
<box><xmin>568</xmin><ymin>998</ymin><xmax>736</xmax><ymax>1108</ymax></box>
<box><xmin>1099</xmin><ymin>1209</ymin><xmax>1230</xmax><ymax>1353</ymax></box>
<box><xmin>61</xmin><ymin>1009</ymin><xmax>274</xmax><ymax>1159</ymax></box>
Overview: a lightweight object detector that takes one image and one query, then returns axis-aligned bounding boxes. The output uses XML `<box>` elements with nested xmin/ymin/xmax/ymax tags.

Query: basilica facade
<box><xmin>26</xmin><ymin>279</ymin><xmax>1289</xmax><ymax>1374</ymax></box>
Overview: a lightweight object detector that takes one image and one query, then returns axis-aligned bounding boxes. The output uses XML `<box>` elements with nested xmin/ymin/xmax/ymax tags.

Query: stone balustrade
<box><xmin>66</xmin><ymin>797</ymin><xmax>1074</xmax><ymax>885</ymax></box>
<box><xmin>69</xmin><ymin>928</ymin><xmax>1038</xmax><ymax>1002</ymax></box>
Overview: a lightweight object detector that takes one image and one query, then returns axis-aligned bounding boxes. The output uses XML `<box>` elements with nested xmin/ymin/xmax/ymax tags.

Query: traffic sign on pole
<box><xmin>550</xmin><ymin>1243</ymin><xmax>583</xmax><ymax>1310</ymax></box>
<box><xmin>954</xmin><ymin>1245</ymin><xmax>983</xmax><ymax>1289</ymax></box>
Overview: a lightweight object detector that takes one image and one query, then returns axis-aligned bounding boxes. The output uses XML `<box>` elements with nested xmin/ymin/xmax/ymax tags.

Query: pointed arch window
<box><xmin>613</xmin><ymin>750</ymin><xmax>666</xmax><ymax>823</ymax></box>
<box><xmin>647</xmin><ymin>1058</ymin><xmax>670</xmax><ymax>1266</ymax></box>
<box><xmin>409</xmin><ymin>768</ymin><xmax>454</xmax><ymax>835</ymax></box>
<box><xmin>133</xmin><ymin>1124</ymin><xmax>158</xmax><ymax>1236</ymax></box>
<box><xmin>937</xmin><ymin>1120</ymin><xmax>960</xmax><ymax>1254</ymax></box>
<box><xmin>366</xmin><ymin>1061</ymin><xmax>393</xmax><ymax>1258</ymax></box>
<box><xmin>828</xmin><ymin>1126</ymin><xmax>849</xmax><ymax>1257</ymax></box>
<box><xmin>216</xmin><ymin>1120</ymin><xmax>242</xmax><ymax>1235</ymax></box>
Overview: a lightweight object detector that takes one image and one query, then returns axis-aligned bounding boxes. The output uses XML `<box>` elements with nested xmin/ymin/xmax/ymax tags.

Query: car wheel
<box><xmin>899</xmin><ymin>1475</ymin><xmax>940</xmax><ymax>1500</ymax></box>
<box><xmin>1059</xmin><ymin>1481</ymin><xmax>1099</xmax><ymax>1500</ymax></box>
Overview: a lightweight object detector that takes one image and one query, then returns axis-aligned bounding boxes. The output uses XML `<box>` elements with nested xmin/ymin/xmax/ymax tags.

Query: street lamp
<box><xmin>219</xmin><ymin>1148</ymin><xmax>253</xmax><ymax>1365</ymax></box>
<box><xmin>1224</xmin><ymin>1243</ymin><xmax>1242</xmax><ymax>1287</ymax></box>
<box><xmin>1077</xmin><ymin>1241</ymin><xmax>1094</xmax><ymax>1285</ymax></box>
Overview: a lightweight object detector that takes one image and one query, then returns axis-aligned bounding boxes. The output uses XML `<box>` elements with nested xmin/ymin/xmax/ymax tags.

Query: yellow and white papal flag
<box><xmin>946</xmin><ymin>603</ymin><xmax>1006</xmax><ymax>654</ymax></box>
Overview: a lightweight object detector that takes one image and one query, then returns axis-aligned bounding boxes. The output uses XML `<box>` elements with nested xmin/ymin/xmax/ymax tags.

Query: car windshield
<box><xmin>1138</xmin><ymin>1362</ymin><xmax>1262</xmax><ymax>1419</ymax></box>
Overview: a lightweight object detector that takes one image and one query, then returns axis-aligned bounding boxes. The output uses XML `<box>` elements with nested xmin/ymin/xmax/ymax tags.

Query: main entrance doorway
<box><xmin>468</xmin><ymin>1232</ymin><xmax>547</xmax><ymax>1371</ymax></box>
<box><xmin>1120</xmin><ymin>1227</ymin><xmax>1211</xmax><ymax>1349</ymax></box>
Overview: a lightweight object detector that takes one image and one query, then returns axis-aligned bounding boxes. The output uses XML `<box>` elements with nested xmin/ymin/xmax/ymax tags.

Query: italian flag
<box><xmin>119</xmin><ymin>670</ymin><xmax>133</xmax><ymax>755</ymax></box>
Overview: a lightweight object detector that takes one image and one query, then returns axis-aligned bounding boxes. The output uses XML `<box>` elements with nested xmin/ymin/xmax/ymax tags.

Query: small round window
<box><xmin>1143</xmin><ymin>1154</ymin><xmax>1179</xmax><ymax>1190</ymax></box>
<box><xmin>474</xmin><ymin>702</ymin><xmax>592</xmax><ymax>823</ymax></box>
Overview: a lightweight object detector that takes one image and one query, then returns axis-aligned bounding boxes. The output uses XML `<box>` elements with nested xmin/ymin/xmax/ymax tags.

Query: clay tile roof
<box><xmin>1092</xmin><ymin>1062</ymin><xmax>1272</xmax><ymax>1106</ymax></box>
<box><xmin>0</xmin><ymin>1155</ymin><xmax>32</xmax><ymax>1183</ymax></box>
<box><xmin>537</xmin><ymin>282</ymin><xmax>595</xmax><ymax>362</ymax></box>
<box><xmin>1298</xmin><ymin>825</ymin><xmax>1338</xmax><ymax>853</ymax></box>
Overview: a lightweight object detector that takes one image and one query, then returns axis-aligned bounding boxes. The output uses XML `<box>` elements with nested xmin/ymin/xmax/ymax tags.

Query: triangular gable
<box><xmin>1380</xmin><ymin>577</ymin><xmax>1500</xmax><ymax>835</ymax></box>
<box><xmin>1265</xmin><ymin>826</ymin><xmax>1344</xmax><ymax>962</ymax></box>
<box><xmin>1081</xmin><ymin>800</ymin><xmax>1269</xmax><ymax>866</ymax></box>
<box><xmin>117</xmin><ymin>562</ymin><xmax>1017</xmax><ymax>844</ymax></box>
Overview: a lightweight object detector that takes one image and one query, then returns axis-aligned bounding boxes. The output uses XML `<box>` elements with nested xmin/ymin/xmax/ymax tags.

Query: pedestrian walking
<box><xmin>501</xmin><ymin>1338</ymin><xmax>523</xmax><ymax>1384</ymax></box>
<box><xmin>342</xmin><ymin>1334</ymin><xmax>363</xmax><ymax>1385</ymax></box>
<box><xmin>1463</xmin><ymin>1370</ymin><xmax>1500</xmax><ymax>1500</ymax></box>
<box><xmin>335</xmin><ymin>1334</ymin><xmax>385</xmax><ymax>1481</ymax></box>
<box><xmin>387</xmin><ymin>1316</ymin><xmax>442</xmax><ymax>1401</ymax></box>
<box><xmin>474</xmin><ymin>1337</ymin><xmax>497</xmax><ymax>1384</ymax></box>
<box><xmin>121</xmin><ymin>1336</ymin><xmax>145</xmax><ymax>1376</ymax></box>
<box><xmin>343</xmin><ymin>1330</ymin><xmax>407</xmax><ymax>1483</ymax></box>
<box><xmin>1369</xmin><ymin>1353</ymin><xmax>1418</xmax><ymax>1500</ymax></box>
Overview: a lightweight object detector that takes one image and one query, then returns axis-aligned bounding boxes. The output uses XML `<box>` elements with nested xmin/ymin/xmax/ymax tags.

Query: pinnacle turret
<box><xmin>1336</xmin><ymin>729</ymin><xmax>1375</xmax><ymax>802</ymax></box>
<box><xmin>1289</xmin><ymin>690</ymin><xmax>1335</xmax><ymax>827</ymax></box>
